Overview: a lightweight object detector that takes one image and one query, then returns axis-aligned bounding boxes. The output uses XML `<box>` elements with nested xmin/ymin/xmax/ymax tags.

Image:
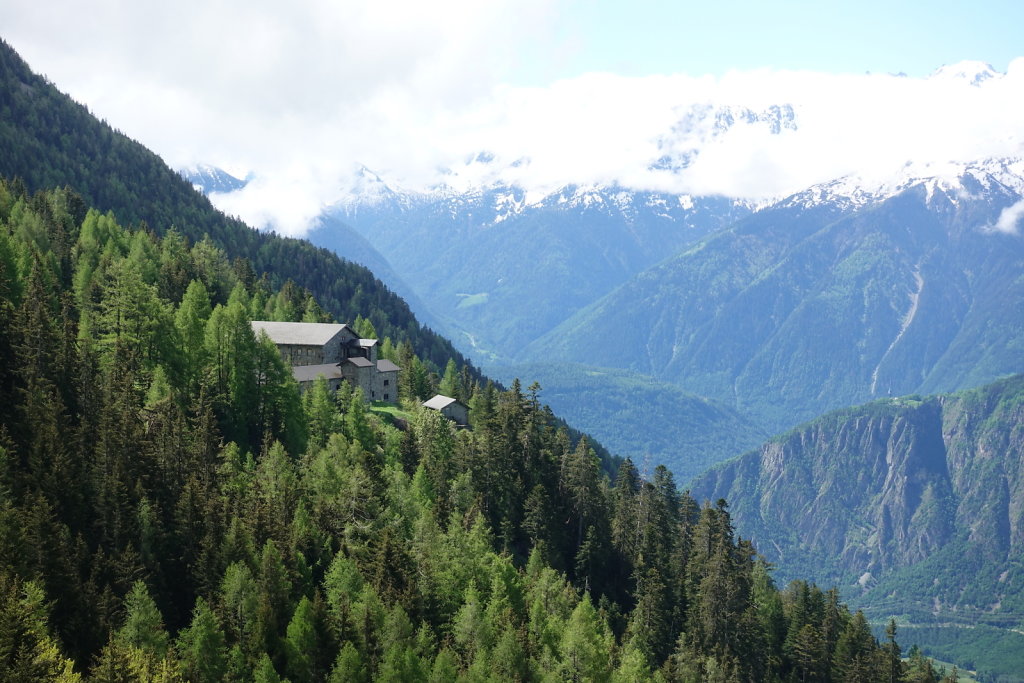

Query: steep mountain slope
<box><xmin>2</xmin><ymin>183</ymin><xmax>881</xmax><ymax>682</ymax></box>
<box><xmin>0</xmin><ymin>38</ymin><xmax>467</xmax><ymax>374</ymax></box>
<box><xmin>690</xmin><ymin>375</ymin><xmax>1024</xmax><ymax>628</ymax></box>
<box><xmin>533</xmin><ymin>159</ymin><xmax>1024</xmax><ymax>429</ymax></box>
<box><xmin>309</xmin><ymin>171</ymin><xmax>752</xmax><ymax>359</ymax></box>
<box><xmin>488</xmin><ymin>362</ymin><xmax>768</xmax><ymax>482</ymax></box>
<box><xmin>181</xmin><ymin>166</ymin><xmax>446</xmax><ymax>333</ymax></box>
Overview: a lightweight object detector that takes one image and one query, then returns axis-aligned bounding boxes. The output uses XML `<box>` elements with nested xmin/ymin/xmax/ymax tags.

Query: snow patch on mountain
<box><xmin>651</xmin><ymin>103</ymin><xmax>798</xmax><ymax>174</ymax></box>
<box><xmin>180</xmin><ymin>164</ymin><xmax>249</xmax><ymax>195</ymax></box>
<box><xmin>781</xmin><ymin>157</ymin><xmax>1024</xmax><ymax>212</ymax></box>
<box><xmin>929</xmin><ymin>60</ymin><xmax>1001</xmax><ymax>86</ymax></box>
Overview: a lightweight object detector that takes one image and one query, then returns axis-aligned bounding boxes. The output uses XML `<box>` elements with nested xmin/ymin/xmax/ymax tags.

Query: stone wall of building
<box><xmin>278</xmin><ymin>344</ymin><xmax>327</xmax><ymax>367</ymax></box>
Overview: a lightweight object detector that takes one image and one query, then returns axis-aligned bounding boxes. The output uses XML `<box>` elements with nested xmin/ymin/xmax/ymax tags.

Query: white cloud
<box><xmin>993</xmin><ymin>199</ymin><xmax>1024</xmax><ymax>234</ymax></box>
<box><xmin>2</xmin><ymin>2</ymin><xmax>1023</xmax><ymax>235</ymax></box>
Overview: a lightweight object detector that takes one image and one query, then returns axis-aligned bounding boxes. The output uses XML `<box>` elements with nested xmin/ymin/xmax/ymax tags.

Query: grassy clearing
<box><xmin>370</xmin><ymin>401</ymin><xmax>414</xmax><ymax>426</ymax></box>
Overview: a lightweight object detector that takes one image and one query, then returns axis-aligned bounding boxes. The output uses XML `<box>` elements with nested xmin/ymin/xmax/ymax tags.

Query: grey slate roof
<box><xmin>376</xmin><ymin>359</ymin><xmax>401</xmax><ymax>372</ymax></box>
<box><xmin>292</xmin><ymin>363</ymin><xmax>343</xmax><ymax>382</ymax></box>
<box><xmin>358</xmin><ymin>338</ymin><xmax>379</xmax><ymax>347</ymax></box>
<box><xmin>344</xmin><ymin>356</ymin><xmax>373</xmax><ymax>368</ymax></box>
<box><xmin>251</xmin><ymin>321</ymin><xmax>350</xmax><ymax>346</ymax></box>
<box><xmin>423</xmin><ymin>394</ymin><xmax>460</xmax><ymax>410</ymax></box>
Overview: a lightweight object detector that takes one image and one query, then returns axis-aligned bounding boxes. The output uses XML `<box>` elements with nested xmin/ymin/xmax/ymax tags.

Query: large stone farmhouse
<box><xmin>251</xmin><ymin>321</ymin><xmax>400</xmax><ymax>402</ymax></box>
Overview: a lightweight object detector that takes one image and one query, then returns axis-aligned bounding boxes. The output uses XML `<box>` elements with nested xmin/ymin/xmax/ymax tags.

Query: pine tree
<box><xmin>174</xmin><ymin>279</ymin><xmax>211</xmax><ymax>394</ymax></box>
<box><xmin>883</xmin><ymin>618</ymin><xmax>903</xmax><ymax>683</ymax></box>
<box><xmin>558</xmin><ymin>594</ymin><xmax>613</xmax><ymax>682</ymax></box>
<box><xmin>116</xmin><ymin>580</ymin><xmax>170</xmax><ymax>659</ymax></box>
<box><xmin>329</xmin><ymin>642</ymin><xmax>368</xmax><ymax>682</ymax></box>
<box><xmin>220</xmin><ymin>561</ymin><xmax>261</xmax><ymax>665</ymax></box>
<box><xmin>832</xmin><ymin>611</ymin><xmax>880</xmax><ymax>683</ymax></box>
<box><xmin>437</xmin><ymin>359</ymin><xmax>459</xmax><ymax>399</ymax></box>
<box><xmin>176</xmin><ymin>597</ymin><xmax>227</xmax><ymax>683</ymax></box>
<box><xmin>285</xmin><ymin>596</ymin><xmax>318</xmax><ymax>683</ymax></box>
<box><xmin>0</xmin><ymin>573</ymin><xmax>81</xmax><ymax>682</ymax></box>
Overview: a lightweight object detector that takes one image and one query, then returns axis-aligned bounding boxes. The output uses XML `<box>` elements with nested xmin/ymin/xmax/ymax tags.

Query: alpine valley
<box><xmin>3</xmin><ymin>22</ymin><xmax>1024</xmax><ymax>682</ymax></box>
<box><xmin>193</xmin><ymin>110</ymin><xmax>1024</xmax><ymax>479</ymax></box>
<box><xmin>187</xmin><ymin>64</ymin><xmax>1024</xmax><ymax>680</ymax></box>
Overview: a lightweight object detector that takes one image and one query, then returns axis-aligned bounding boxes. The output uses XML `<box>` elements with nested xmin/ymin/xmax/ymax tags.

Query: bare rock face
<box><xmin>691</xmin><ymin>375</ymin><xmax>1024</xmax><ymax>623</ymax></box>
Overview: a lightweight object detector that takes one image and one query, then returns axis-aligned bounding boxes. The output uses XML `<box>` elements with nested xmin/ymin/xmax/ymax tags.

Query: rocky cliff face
<box><xmin>691</xmin><ymin>375</ymin><xmax>1024</xmax><ymax>623</ymax></box>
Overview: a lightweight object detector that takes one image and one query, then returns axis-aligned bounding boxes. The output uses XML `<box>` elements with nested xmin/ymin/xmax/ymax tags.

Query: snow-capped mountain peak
<box><xmin>781</xmin><ymin>157</ymin><xmax>1024</xmax><ymax>211</ymax></box>
<box><xmin>929</xmin><ymin>60</ymin><xmax>1001</xmax><ymax>86</ymax></box>
<box><xmin>180</xmin><ymin>164</ymin><xmax>249</xmax><ymax>195</ymax></box>
<box><xmin>341</xmin><ymin>165</ymin><xmax>403</xmax><ymax>204</ymax></box>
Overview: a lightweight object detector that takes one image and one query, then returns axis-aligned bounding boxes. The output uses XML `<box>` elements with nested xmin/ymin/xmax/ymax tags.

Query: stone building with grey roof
<box><xmin>423</xmin><ymin>394</ymin><xmax>470</xmax><ymax>426</ymax></box>
<box><xmin>251</xmin><ymin>321</ymin><xmax>400</xmax><ymax>402</ymax></box>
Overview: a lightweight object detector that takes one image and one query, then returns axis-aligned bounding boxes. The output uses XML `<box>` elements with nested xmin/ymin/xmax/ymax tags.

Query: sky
<box><xmin>2</xmin><ymin>0</ymin><xmax>1024</xmax><ymax>235</ymax></box>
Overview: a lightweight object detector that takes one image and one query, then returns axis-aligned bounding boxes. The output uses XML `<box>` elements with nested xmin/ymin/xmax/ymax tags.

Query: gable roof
<box><xmin>251</xmin><ymin>321</ymin><xmax>351</xmax><ymax>346</ymax></box>
<box><xmin>423</xmin><ymin>394</ymin><xmax>466</xmax><ymax>411</ymax></box>
<box><xmin>291</xmin><ymin>363</ymin><xmax>343</xmax><ymax>383</ymax></box>
<box><xmin>344</xmin><ymin>356</ymin><xmax>373</xmax><ymax>368</ymax></box>
<box><xmin>376</xmin><ymin>359</ymin><xmax>401</xmax><ymax>373</ymax></box>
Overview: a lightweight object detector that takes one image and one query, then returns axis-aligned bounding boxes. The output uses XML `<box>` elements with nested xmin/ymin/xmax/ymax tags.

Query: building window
<box><xmin>383</xmin><ymin>379</ymin><xmax>389</xmax><ymax>386</ymax></box>
<box><xmin>384</xmin><ymin>393</ymin><xmax>389</xmax><ymax>400</ymax></box>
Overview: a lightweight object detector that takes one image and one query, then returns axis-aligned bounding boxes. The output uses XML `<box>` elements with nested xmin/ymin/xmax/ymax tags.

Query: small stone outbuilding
<box><xmin>422</xmin><ymin>394</ymin><xmax>470</xmax><ymax>426</ymax></box>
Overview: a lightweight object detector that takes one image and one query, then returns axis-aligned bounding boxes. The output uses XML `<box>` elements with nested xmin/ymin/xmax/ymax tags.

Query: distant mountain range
<box><xmin>536</xmin><ymin>158</ymin><xmax>1024</xmax><ymax>429</ymax></box>
<box><xmin>312</xmin><ymin>172</ymin><xmax>753</xmax><ymax>358</ymax></box>
<box><xmin>185</xmin><ymin>62</ymin><xmax>1023</xmax><ymax>473</ymax></box>
<box><xmin>186</xmin><ymin>154</ymin><xmax>1024</xmax><ymax>470</ymax></box>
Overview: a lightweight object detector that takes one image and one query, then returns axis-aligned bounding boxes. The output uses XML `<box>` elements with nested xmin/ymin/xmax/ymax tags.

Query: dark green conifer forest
<box><xmin>0</xmin><ymin>180</ymin><xmax>947</xmax><ymax>682</ymax></box>
<box><xmin>0</xmin><ymin>35</ymin><xmax>957</xmax><ymax>683</ymax></box>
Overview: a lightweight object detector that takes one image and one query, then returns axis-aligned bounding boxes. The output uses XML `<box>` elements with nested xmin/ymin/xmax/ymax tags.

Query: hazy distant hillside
<box><xmin>311</xmin><ymin>173</ymin><xmax>751</xmax><ymax>358</ymax></box>
<box><xmin>534</xmin><ymin>159</ymin><xmax>1024</xmax><ymax>430</ymax></box>
<box><xmin>488</xmin><ymin>362</ymin><xmax>768</xmax><ymax>482</ymax></box>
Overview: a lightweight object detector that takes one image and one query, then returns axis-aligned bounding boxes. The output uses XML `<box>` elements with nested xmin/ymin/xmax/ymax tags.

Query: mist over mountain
<box><xmin>201</xmin><ymin>99</ymin><xmax>1024</xmax><ymax>473</ymax></box>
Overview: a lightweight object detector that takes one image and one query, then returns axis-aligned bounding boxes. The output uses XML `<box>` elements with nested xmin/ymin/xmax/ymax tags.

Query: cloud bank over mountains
<box><xmin>2</xmin><ymin>1</ymin><xmax>1023</xmax><ymax>236</ymax></box>
<box><xmin>211</xmin><ymin>60</ymin><xmax>1024</xmax><ymax>236</ymax></box>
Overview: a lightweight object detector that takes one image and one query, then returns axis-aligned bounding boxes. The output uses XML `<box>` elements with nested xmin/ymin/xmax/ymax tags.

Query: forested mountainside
<box><xmin>534</xmin><ymin>161</ymin><xmax>1024</xmax><ymax>432</ymax></box>
<box><xmin>0</xmin><ymin>181</ymin><xmax>924</xmax><ymax>682</ymax></box>
<box><xmin>0</xmin><ymin>38</ymin><xmax>466</xmax><ymax>376</ymax></box>
<box><xmin>488</xmin><ymin>362</ymin><xmax>767</xmax><ymax>483</ymax></box>
<box><xmin>692</xmin><ymin>375</ymin><xmax>1024</xmax><ymax>681</ymax></box>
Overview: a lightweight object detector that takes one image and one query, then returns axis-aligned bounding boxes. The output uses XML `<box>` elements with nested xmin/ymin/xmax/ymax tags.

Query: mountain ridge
<box><xmin>689</xmin><ymin>374</ymin><xmax>1024</xmax><ymax>629</ymax></box>
<box><xmin>0</xmin><ymin>37</ymin><xmax>473</xmax><ymax>376</ymax></box>
<box><xmin>530</xmin><ymin>157</ymin><xmax>1024</xmax><ymax>429</ymax></box>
